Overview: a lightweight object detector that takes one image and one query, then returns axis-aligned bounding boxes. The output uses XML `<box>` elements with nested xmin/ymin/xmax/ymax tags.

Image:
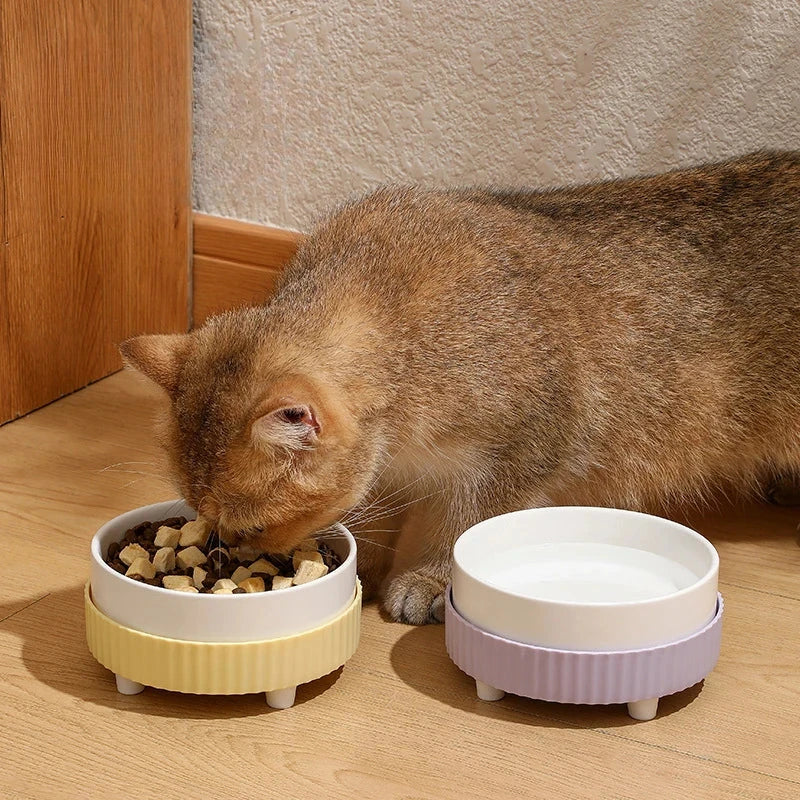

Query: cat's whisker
<box><xmin>359</xmin><ymin>455</ymin><xmax>427</xmax><ymax>501</ymax></box>
<box><xmin>360</xmin><ymin>438</ymin><xmax>413</xmax><ymax>498</ymax></box>
<box><xmin>343</xmin><ymin>488</ymin><xmax>445</xmax><ymax>528</ymax></box>
<box><xmin>164</xmin><ymin>499</ymin><xmax>188</xmax><ymax>517</ymax></box>
<box><xmin>343</xmin><ymin>468</ymin><xmax>436</xmax><ymax>523</ymax></box>
<box><xmin>101</xmin><ymin>461</ymin><xmax>160</xmax><ymax>469</ymax></box>
<box><xmin>358</xmin><ymin>480</ymin><xmax>441</xmax><ymax>517</ymax></box>
<box><xmin>322</xmin><ymin>531</ymin><xmax>399</xmax><ymax>553</ymax></box>
<box><xmin>376</xmin><ymin>466</ymin><xmax>434</xmax><ymax>500</ymax></box>
<box><xmin>350</xmin><ymin>536</ymin><xmax>398</xmax><ymax>552</ymax></box>
<box><xmin>345</xmin><ymin>528</ymin><xmax>397</xmax><ymax>534</ymax></box>
<box><xmin>99</xmin><ymin>467</ymin><xmax>171</xmax><ymax>482</ymax></box>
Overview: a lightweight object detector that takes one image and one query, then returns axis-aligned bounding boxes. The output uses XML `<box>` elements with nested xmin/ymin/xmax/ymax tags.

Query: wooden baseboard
<box><xmin>192</xmin><ymin>213</ymin><xmax>302</xmax><ymax>326</ymax></box>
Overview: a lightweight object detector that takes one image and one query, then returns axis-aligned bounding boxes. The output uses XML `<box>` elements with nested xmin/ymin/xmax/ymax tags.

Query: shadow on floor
<box><xmin>675</xmin><ymin>498</ymin><xmax>800</xmax><ymax>546</ymax></box>
<box><xmin>1</xmin><ymin>584</ymin><xmax>343</xmax><ymax>720</ymax></box>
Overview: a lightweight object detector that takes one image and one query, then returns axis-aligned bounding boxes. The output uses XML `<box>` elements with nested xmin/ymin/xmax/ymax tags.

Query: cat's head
<box><xmin>119</xmin><ymin>311</ymin><xmax>381</xmax><ymax>552</ymax></box>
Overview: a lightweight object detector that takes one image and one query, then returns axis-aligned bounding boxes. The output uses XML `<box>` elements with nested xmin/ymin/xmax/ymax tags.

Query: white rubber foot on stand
<box><xmin>115</xmin><ymin>675</ymin><xmax>145</xmax><ymax>695</ymax></box>
<box><xmin>627</xmin><ymin>698</ymin><xmax>659</xmax><ymax>721</ymax></box>
<box><xmin>476</xmin><ymin>680</ymin><xmax>505</xmax><ymax>702</ymax></box>
<box><xmin>266</xmin><ymin>686</ymin><xmax>297</xmax><ymax>709</ymax></box>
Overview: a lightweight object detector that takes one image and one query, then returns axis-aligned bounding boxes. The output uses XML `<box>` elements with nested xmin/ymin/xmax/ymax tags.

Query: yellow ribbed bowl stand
<box><xmin>85</xmin><ymin>580</ymin><xmax>361</xmax><ymax>708</ymax></box>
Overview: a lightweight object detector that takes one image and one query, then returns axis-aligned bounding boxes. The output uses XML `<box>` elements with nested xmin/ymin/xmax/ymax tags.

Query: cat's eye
<box><xmin>251</xmin><ymin>401</ymin><xmax>320</xmax><ymax>449</ymax></box>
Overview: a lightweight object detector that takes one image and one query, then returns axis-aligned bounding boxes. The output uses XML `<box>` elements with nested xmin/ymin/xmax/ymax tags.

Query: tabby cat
<box><xmin>121</xmin><ymin>151</ymin><xmax>800</xmax><ymax>624</ymax></box>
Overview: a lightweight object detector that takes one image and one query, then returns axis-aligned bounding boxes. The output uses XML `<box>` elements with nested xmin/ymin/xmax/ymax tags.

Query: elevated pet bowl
<box><xmin>85</xmin><ymin>500</ymin><xmax>360</xmax><ymax>709</ymax></box>
<box><xmin>446</xmin><ymin>507</ymin><xmax>723</xmax><ymax>720</ymax></box>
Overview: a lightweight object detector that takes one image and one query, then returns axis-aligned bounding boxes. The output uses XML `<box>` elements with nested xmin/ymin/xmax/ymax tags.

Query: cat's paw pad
<box><xmin>384</xmin><ymin>570</ymin><xmax>447</xmax><ymax>625</ymax></box>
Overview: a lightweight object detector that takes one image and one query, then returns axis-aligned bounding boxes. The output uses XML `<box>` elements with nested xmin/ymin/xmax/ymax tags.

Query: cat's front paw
<box><xmin>384</xmin><ymin>569</ymin><xmax>446</xmax><ymax>625</ymax></box>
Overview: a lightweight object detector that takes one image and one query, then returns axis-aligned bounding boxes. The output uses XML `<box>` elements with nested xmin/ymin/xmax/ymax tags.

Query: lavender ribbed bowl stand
<box><xmin>445</xmin><ymin>587</ymin><xmax>724</xmax><ymax>721</ymax></box>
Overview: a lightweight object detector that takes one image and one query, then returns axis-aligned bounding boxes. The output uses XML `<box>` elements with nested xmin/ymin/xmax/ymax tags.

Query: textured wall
<box><xmin>193</xmin><ymin>1</ymin><xmax>800</xmax><ymax>232</ymax></box>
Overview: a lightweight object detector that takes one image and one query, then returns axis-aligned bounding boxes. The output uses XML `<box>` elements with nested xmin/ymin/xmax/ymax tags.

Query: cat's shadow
<box><xmin>385</xmin><ymin>607</ymin><xmax>704</xmax><ymax>730</ymax></box>
<box><xmin>1</xmin><ymin>585</ymin><xmax>342</xmax><ymax>720</ymax></box>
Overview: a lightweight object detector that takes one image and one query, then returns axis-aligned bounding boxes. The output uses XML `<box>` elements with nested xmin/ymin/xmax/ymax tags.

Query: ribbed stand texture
<box><xmin>445</xmin><ymin>587</ymin><xmax>723</xmax><ymax>705</ymax></box>
<box><xmin>85</xmin><ymin>580</ymin><xmax>361</xmax><ymax>694</ymax></box>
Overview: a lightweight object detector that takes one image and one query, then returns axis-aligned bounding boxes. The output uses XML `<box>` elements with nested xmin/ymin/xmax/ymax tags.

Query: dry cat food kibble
<box><xmin>104</xmin><ymin>515</ymin><xmax>342</xmax><ymax>594</ymax></box>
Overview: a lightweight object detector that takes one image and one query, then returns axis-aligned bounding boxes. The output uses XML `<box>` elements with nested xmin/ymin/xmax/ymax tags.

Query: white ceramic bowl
<box><xmin>90</xmin><ymin>500</ymin><xmax>357</xmax><ymax>643</ymax></box>
<box><xmin>452</xmin><ymin>506</ymin><xmax>719</xmax><ymax>651</ymax></box>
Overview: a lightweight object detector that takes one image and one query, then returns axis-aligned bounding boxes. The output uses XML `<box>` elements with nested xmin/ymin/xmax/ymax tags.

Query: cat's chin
<box><xmin>220</xmin><ymin>515</ymin><xmax>338</xmax><ymax>555</ymax></box>
<box><xmin>214</xmin><ymin>527</ymin><xmax>248</xmax><ymax>546</ymax></box>
<box><xmin>206</xmin><ymin>518</ymin><xmax>268</xmax><ymax>548</ymax></box>
<box><xmin>212</xmin><ymin>524</ymin><xmax>273</xmax><ymax>548</ymax></box>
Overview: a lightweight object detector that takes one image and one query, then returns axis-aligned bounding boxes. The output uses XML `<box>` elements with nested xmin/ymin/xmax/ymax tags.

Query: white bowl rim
<box><xmin>453</xmin><ymin>505</ymin><xmax>719</xmax><ymax>610</ymax></box>
<box><xmin>91</xmin><ymin>500</ymin><xmax>356</xmax><ymax>601</ymax></box>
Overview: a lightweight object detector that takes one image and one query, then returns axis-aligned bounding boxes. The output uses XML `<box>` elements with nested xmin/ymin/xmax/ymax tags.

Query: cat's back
<box><xmin>466</xmin><ymin>150</ymin><xmax>800</xmax><ymax>223</ymax></box>
<box><xmin>303</xmin><ymin>150</ymin><xmax>799</xmax><ymax>269</ymax></box>
<box><xmin>281</xmin><ymin>151</ymin><xmax>799</xmax><ymax>322</ymax></box>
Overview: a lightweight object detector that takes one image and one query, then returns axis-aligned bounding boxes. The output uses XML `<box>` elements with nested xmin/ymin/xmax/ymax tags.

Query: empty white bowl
<box><xmin>90</xmin><ymin>499</ymin><xmax>357</xmax><ymax>643</ymax></box>
<box><xmin>452</xmin><ymin>506</ymin><xmax>719</xmax><ymax>651</ymax></box>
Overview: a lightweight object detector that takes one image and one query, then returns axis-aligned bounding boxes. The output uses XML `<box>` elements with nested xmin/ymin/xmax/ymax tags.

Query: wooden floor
<box><xmin>1</xmin><ymin>371</ymin><xmax>798</xmax><ymax>800</ymax></box>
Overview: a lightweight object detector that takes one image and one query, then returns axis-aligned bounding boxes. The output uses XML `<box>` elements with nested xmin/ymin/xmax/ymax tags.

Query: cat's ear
<box><xmin>251</xmin><ymin>402</ymin><xmax>320</xmax><ymax>451</ymax></box>
<box><xmin>119</xmin><ymin>334</ymin><xmax>190</xmax><ymax>395</ymax></box>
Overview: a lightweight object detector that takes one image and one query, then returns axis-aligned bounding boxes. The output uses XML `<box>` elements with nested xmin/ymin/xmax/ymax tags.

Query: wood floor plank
<box><xmin>681</xmin><ymin>502</ymin><xmax>800</xmax><ymax>600</ymax></box>
<box><xmin>416</xmin><ymin>585</ymin><xmax>800</xmax><ymax>784</ymax></box>
<box><xmin>1</xmin><ymin>594</ymin><xmax>797</xmax><ymax>800</ymax></box>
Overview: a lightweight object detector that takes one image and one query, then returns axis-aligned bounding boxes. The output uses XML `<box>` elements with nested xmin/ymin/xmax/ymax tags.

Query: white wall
<box><xmin>192</xmin><ymin>1</ymin><xmax>800</xmax><ymax>232</ymax></box>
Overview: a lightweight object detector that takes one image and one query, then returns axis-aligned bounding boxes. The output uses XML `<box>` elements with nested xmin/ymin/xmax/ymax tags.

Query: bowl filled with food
<box><xmin>445</xmin><ymin>506</ymin><xmax>723</xmax><ymax>720</ymax></box>
<box><xmin>86</xmin><ymin>499</ymin><xmax>360</xmax><ymax>709</ymax></box>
